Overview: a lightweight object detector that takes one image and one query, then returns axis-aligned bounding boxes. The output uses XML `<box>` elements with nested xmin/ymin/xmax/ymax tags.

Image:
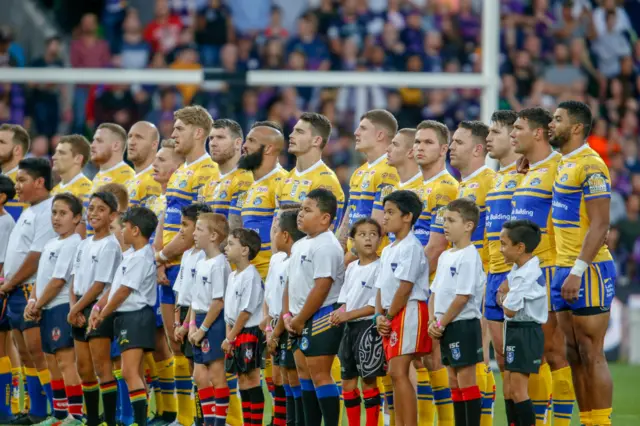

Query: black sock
<box><xmin>274</xmin><ymin>385</ymin><xmax>287</xmax><ymax>426</ymax></box>
<box><xmin>315</xmin><ymin>384</ymin><xmax>340</xmax><ymax>426</ymax></box>
<box><xmin>505</xmin><ymin>399</ymin><xmax>516</xmax><ymax>426</ymax></box>
<box><xmin>248</xmin><ymin>386</ymin><xmax>265</xmax><ymax>425</ymax></box>
<box><xmin>464</xmin><ymin>397</ymin><xmax>482</xmax><ymax>426</ymax></box>
<box><xmin>300</xmin><ymin>379</ymin><xmax>321</xmax><ymax>426</ymax></box>
<box><xmin>100</xmin><ymin>380</ymin><xmax>118</xmax><ymax>426</ymax></box>
<box><xmin>193</xmin><ymin>386</ymin><xmax>204</xmax><ymax>426</ymax></box>
<box><xmin>240</xmin><ymin>389</ymin><xmax>252</xmax><ymax>425</ymax></box>
<box><xmin>294</xmin><ymin>395</ymin><xmax>305</xmax><ymax>426</ymax></box>
<box><xmin>285</xmin><ymin>389</ymin><xmax>296</xmax><ymax>426</ymax></box>
<box><xmin>129</xmin><ymin>388</ymin><xmax>148</xmax><ymax>426</ymax></box>
<box><xmin>514</xmin><ymin>399</ymin><xmax>536</xmax><ymax>426</ymax></box>
<box><xmin>82</xmin><ymin>382</ymin><xmax>101</xmax><ymax>426</ymax></box>
<box><xmin>454</xmin><ymin>400</ymin><xmax>467</xmax><ymax>426</ymax></box>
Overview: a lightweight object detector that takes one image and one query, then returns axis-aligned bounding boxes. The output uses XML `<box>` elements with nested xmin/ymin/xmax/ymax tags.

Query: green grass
<box><xmin>262</xmin><ymin>362</ymin><xmax>640</xmax><ymax>426</ymax></box>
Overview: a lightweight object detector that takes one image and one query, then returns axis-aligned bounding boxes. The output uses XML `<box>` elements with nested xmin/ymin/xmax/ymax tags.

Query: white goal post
<box><xmin>0</xmin><ymin>1</ymin><xmax>500</xmax><ymax>166</ymax></box>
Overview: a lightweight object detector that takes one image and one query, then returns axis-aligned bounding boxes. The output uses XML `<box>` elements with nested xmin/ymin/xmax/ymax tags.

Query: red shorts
<box><xmin>382</xmin><ymin>300</ymin><xmax>431</xmax><ymax>360</ymax></box>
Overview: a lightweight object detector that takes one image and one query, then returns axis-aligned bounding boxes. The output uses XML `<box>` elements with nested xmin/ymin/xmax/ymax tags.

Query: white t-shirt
<box><xmin>431</xmin><ymin>245</ymin><xmax>485</xmax><ymax>322</ymax></box>
<box><xmin>375</xmin><ymin>232</ymin><xmax>429</xmax><ymax>310</ymax></box>
<box><xmin>287</xmin><ymin>231</ymin><xmax>345</xmax><ymax>316</ymax></box>
<box><xmin>108</xmin><ymin>245</ymin><xmax>157</xmax><ymax>312</ymax></box>
<box><xmin>72</xmin><ymin>234</ymin><xmax>122</xmax><ymax>298</ymax></box>
<box><xmin>191</xmin><ymin>253</ymin><xmax>230</xmax><ymax>313</ymax></box>
<box><xmin>35</xmin><ymin>234</ymin><xmax>82</xmax><ymax>309</ymax></box>
<box><xmin>338</xmin><ymin>259</ymin><xmax>380</xmax><ymax>321</ymax></box>
<box><xmin>4</xmin><ymin>197</ymin><xmax>55</xmax><ymax>283</ymax></box>
<box><xmin>504</xmin><ymin>256</ymin><xmax>548</xmax><ymax>324</ymax></box>
<box><xmin>0</xmin><ymin>212</ymin><xmax>15</xmax><ymax>266</ymax></box>
<box><xmin>264</xmin><ymin>252</ymin><xmax>289</xmax><ymax>318</ymax></box>
<box><xmin>224</xmin><ymin>264</ymin><xmax>264</xmax><ymax>328</ymax></box>
<box><xmin>175</xmin><ymin>248</ymin><xmax>205</xmax><ymax>307</ymax></box>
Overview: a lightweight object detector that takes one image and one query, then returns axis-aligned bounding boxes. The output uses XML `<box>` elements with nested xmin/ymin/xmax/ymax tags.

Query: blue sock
<box><xmin>119</xmin><ymin>375</ymin><xmax>133</xmax><ymax>424</ymax></box>
<box><xmin>115</xmin><ymin>374</ymin><xmax>122</xmax><ymax>422</ymax></box>
<box><xmin>0</xmin><ymin>358</ymin><xmax>12</xmax><ymax>418</ymax></box>
<box><xmin>26</xmin><ymin>370</ymin><xmax>48</xmax><ymax>418</ymax></box>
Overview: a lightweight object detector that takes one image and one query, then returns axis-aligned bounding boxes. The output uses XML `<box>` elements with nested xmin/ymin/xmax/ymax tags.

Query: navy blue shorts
<box><xmin>0</xmin><ymin>297</ymin><xmax>11</xmax><ymax>332</ymax></box>
<box><xmin>8</xmin><ymin>285</ymin><xmax>38</xmax><ymax>331</ymax></box>
<box><xmin>40</xmin><ymin>304</ymin><xmax>74</xmax><ymax>354</ymax></box>
<box><xmin>154</xmin><ymin>290</ymin><xmax>163</xmax><ymax>328</ymax></box>
<box><xmin>484</xmin><ymin>272</ymin><xmax>509</xmax><ymax>321</ymax></box>
<box><xmin>159</xmin><ymin>265</ymin><xmax>179</xmax><ymax>305</ymax></box>
<box><xmin>193</xmin><ymin>312</ymin><xmax>225</xmax><ymax>365</ymax></box>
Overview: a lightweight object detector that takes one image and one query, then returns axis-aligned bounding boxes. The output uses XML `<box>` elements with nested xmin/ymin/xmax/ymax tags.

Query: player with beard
<box><xmin>200</xmin><ymin>119</ymin><xmax>253</xmax><ymax>231</ymax></box>
<box><xmin>412</xmin><ymin>120</ymin><xmax>458</xmax><ymax>426</ymax></box>
<box><xmin>0</xmin><ymin>124</ymin><xmax>29</xmax><ymax>221</ymax></box>
<box><xmin>449</xmin><ymin>120</ymin><xmax>497</xmax><ymax>426</ymax></box>
<box><xmin>87</xmin><ymin>123</ymin><xmax>135</xmax><ymax>236</ymax></box>
<box><xmin>549</xmin><ymin>101</ymin><xmax>614</xmax><ymax>426</ymax></box>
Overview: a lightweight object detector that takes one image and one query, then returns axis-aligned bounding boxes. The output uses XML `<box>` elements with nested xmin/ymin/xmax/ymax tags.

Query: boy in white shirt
<box><xmin>224</xmin><ymin>229</ymin><xmax>265</xmax><ymax>426</ymax></box>
<box><xmin>68</xmin><ymin>191</ymin><xmax>122</xmax><ymax>426</ymax></box>
<box><xmin>283</xmin><ymin>188</ymin><xmax>345</xmax><ymax>426</ymax></box>
<box><xmin>25</xmin><ymin>193</ymin><xmax>85</xmax><ymax>424</ymax></box>
<box><xmin>429</xmin><ymin>198</ymin><xmax>485</xmax><ymax>426</ymax></box>
<box><xmin>0</xmin><ymin>175</ymin><xmax>15</xmax><ymax>277</ymax></box>
<box><xmin>189</xmin><ymin>213</ymin><xmax>231</xmax><ymax>426</ymax></box>
<box><xmin>90</xmin><ymin>206</ymin><xmax>159</xmax><ymax>426</ymax></box>
<box><xmin>0</xmin><ymin>175</ymin><xmax>15</xmax><ymax>421</ymax></box>
<box><xmin>374</xmin><ymin>190</ymin><xmax>430</xmax><ymax>426</ymax></box>
<box><xmin>497</xmin><ymin>220</ymin><xmax>547</xmax><ymax>426</ymax></box>
<box><xmin>264</xmin><ymin>205</ymin><xmax>305</xmax><ymax>426</ymax></box>
<box><xmin>331</xmin><ymin>218</ymin><xmax>385</xmax><ymax>426</ymax></box>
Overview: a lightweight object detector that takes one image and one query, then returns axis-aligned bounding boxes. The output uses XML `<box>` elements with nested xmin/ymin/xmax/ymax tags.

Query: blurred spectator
<box><xmin>226</xmin><ymin>0</ymin><xmax>270</xmax><ymax>36</ymax></box>
<box><xmin>169</xmin><ymin>0</ymin><xmax>206</xmax><ymax>28</ymax></box>
<box><xmin>542</xmin><ymin>44</ymin><xmax>586</xmax><ymax>96</ymax></box>
<box><xmin>94</xmin><ymin>85</ymin><xmax>140</xmax><ymax>130</ymax></box>
<box><xmin>592</xmin><ymin>10</ymin><xmax>632</xmax><ymax>79</ymax></box>
<box><xmin>102</xmin><ymin>0</ymin><xmax>127</xmax><ymax>53</ymax></box>
<box><xmin>146</xmin><ymin>88</ymin><xmax>180</xmax><ymax>130</ymax></box>
<box><xmin>287</xmin><ymin>13</ymin><xmax>330</xmax><ymax>71</ymax></box>
<box><xmin>592</xmin><ymin>0</ymin><xmax>632</xmax><ymax>37</ymax></box>
<box><xmin>3</xmin><ymin>27</ymin><xmax>25</xmax><ymax>67</ymax></box>
<box><xmin>118</xmin><ymin>9</ymin><xmax>152</xmax><ymax>69</ymax></box>
<box><xmin>169</xmin><ymin>47</ymin><xmax>202</xmax><ymax>104</ymax></box>
<box><xmin>196</xmin><ymin>0</ymin><xmax>235</xmax><ymax>67</ymax></box>
<box><xmin>263</xmin><ymin>6</ymin><xmax>290</xmax><ymax>40</ymax></box>
<box><xmin>144</xmin><ymin>0</ymin><xmax>184</xmax><ymax>55</ymax></box>
<box><xmin>617</xmin><ymin>194</ymin><xmax>640</xmax><ymax>253</ymax></box>
<box><xmin>27</xmin><ymin>135</ymin><xmax>51</xmax><ymax>159</ymax></box>
<box><xmin>28</xmin><ymin>37</ymin><xmax>64</xmax><ymax>137</ymax></box>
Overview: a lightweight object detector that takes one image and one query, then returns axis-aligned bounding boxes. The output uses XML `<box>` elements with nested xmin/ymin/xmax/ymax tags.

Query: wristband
<box><xmin>282</xmin><ymin>312</ymin><xmax>292</xmax><ymax>320</ymax></box>
<box><xmin>199</xmin><ymin>324</ymin><xmax>209</xmax><ymax>332</ymax></box>
<box><xmin>173</xmin><ymin>321</ymin><xmax>181</xmax><ymax>328</ymax></box>
<box><xmin>266</xmin><ymin>325</ymin><xmax>273</xmax><ymax>332</ymax></box>
<box><xmin>92</xmin><ymin>305</ymin><xmax>101</xmax><ymax>312</ymax></box>
<box><xmin>189</xmin><ymin>320</ymin><xmax>196</xmax><ymax>327</ymax></box>
<box><xmin>436</xmin><ymin>320</ymin><xmax>442</xmax><ymax>329</ymax></box>
<box><xmin>158</xmin><ymin>251</ymin><xmax>169</xmax><ymax>262</ymax></box>
<box><xmin>385</xmin><ymin>313</ymin><xmax>394</xmax><ymax>321</ymax></box>
<box><xmin>182</xmin><ymin>321</ymin><xmax>189</xmax><ymax>329</ymax></box>
<box><xmin>570</xmin><ymin>259</ymin><xmax>589</xmax><ymax>277</ymax></box>
<box><xmin>372</xmin><ymin>313</ymin><xmax>381</xmax><ymax>324</ymax></box>
<box><xmin>28</xmin><ymin>299</ymin><xmax>36</xmax><ymax>304</ymax></box>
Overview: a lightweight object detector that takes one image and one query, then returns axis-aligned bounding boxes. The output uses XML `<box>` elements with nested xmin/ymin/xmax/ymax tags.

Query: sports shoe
<box><xmin>33</xmin><ymin>417</ymin><xmax>61</xmax><ymax>426</ymax></box>
<box><xmin>148</xmin><ymin>417</ymin><xmax>170</xmax><ymax>426</ymax></box>
<box><xmin>7</xmin><ymin>413</ymin><xmax>36</xmax><ymax>425</ymax></box>
<box><xmin>57</xmin><ymin>416</ymin><xmax>84</xmax><ymax>426</ymax></box>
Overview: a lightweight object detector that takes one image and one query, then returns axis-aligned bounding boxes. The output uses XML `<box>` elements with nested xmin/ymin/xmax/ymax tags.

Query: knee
<box><xmin>576</xmin><ymin>338</ymin><xmax>600</xmax><ymax>366</ymax></box>
<box><xmin>565</xmin><ymin>341</ymin><xmax>581</xmax><ymax>366</ymax></box>
<box><xmin>77</xmin><ymin>361</ymin><xmax>96</xmax><ymax>382</ymax></box>
<box><xmin>389</xmin><ymin>366</ymin><xmax>406</xmax><ymax>383</ymax></box>
<box><xmin>193</xmin><ymin>368</ymin><xmax>209</xmax><ymax>388</ymax></box>
<box><xmin>121</xmin><ymin>364</ymin><xmax>139</xmax><ymax>384</ymax></box>
<box><xmin>93</xmin><ymin>359</ymin><xmax>112</xmax><ymax>380</ymax></box>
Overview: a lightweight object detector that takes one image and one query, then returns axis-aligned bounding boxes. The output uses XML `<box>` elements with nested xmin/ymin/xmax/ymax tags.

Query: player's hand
<box><xmin>330</xmin><ymin>309</ymin><xmax>349</xmax><ymax>325</ymax></box>
<box><xmin>561</xmin><ymin>274</ymin><xmax>581</xmax><ymax>303</ymax></box>
<box><xmin>259</xmin><ymin>316</ymin><xmax>270</xmax><ymax>332</ymax></box>
<box><xmin>290</xmin><ymin>316</ymin><xmax>304</xmax><ymax>335</ymax></box>
<box><xmin>516</xmin><ymin>156</ymin><xmax>530</xmax><ymax>174</ymax></box>
<box><xmin>376</xmin><ymin>315</ymin><xmax>391</xmax><ymax>337</ymax></box>
<box><xmin>221</xmin><ymin>338</ymin><xmax>233</xmax><ymax>355</ymax></box>
<box><xmin>428</xmin><ymin>321</ymin><xmax>444</xmax><ymax>339</ymax></box>
<box><xmin>284</xmin><ymin>315</ymin><xmax>294</xmax><ymax>334</ymax></box>
<box><xmin>267</xmin><ymin>335</ymin><xmax>279</xmax><ymax>355</ymax></box>
<box><xmin>175</xmin><ymin>325</ymin><xmax>188</xmax><ymax>343</ymax></box>
<box><xmin>191</xmin><ymin>329</ymin><xmax>205</xmax><ymax>346</ymax></box>
<box><xmin>498</xmin><ymin>280</ymin><xmax>510</xmax><ymax>294</ymax></box>
<box><xmin>157</xmin><ymin>265</ymin><xmax>169</xmax><ymax>286</ymax></box>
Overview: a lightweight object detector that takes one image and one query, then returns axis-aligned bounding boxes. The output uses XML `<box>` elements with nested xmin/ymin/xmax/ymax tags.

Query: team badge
<box><xmin>468</xmin><ymin>194</ymin><xmax>476</xmax><ymax>201</ymax></box>
<box><xmin>245</xmin><ymin>348</ymin><xmax>254</xmax><ymax>361</ymax></box>
<box><xmin>560</xmin><ymin>174</ymin><xmax>568</xmax><ymax>183</ymax></box>
<box><xmin>202</xmin><ymin>338</ymin><xmax>210</xmax><ymax>353</ymax></box>
<box><xmin>119</xmin><ymin>329</ymin><xmax>130</xmax><ymax>345</ymax></box>
<box><xmin>450</xmin><ymin>267</ymin><xmax>457</xmax><ymax>277</ymax></box>
<box><xmin>130</xmin><ymin>190</ymin><xmax>136</xmax><ymax>199</ymax></box>
<box><xmin>361</xmin><ymin>180</ymin><xmax>370</xmax><ymax>190</ymax></box>
<box><xmin>506</xmin><ymin>348</ymin><xmax>514</xmax><ymax>364</ymax></box>
<box><xmin>587</xmin><ymin>173</ymin><xmax>608</xmax><ymax>194</ymax></box>
<box><xmin>51</xmin><ymin>327</ymin><xmax>61</xmax><ymax>342</ymax></box>
<box><xmin>390</xmin><ymin>263</ymin><xmax>397</xmax><ymax>272</ymax></box>
<box><xmin>389</xmin><ymin>331</ymin><xmax>398</xmax><ymax>347</ymax></box>
<box><xmin>300</xmin><ymin>337</ymin><xmax>309</xmax><ymax>351</ymax></box>
<box><xmin>494</xmin><ymin>177</ymin><xmax>503</xmax><ymax>189</ymax></box>
<box><xmin>179</xmin><ymin>180</ymin><xmax>187</xmax><ymax>188</ymax></box>
<box><xmin>530</xmin><ymin>178</ymin><xmax>541</xmax><ymax>186</ymax></box>
<box><xmin>253</xmin><ymin>197</ymin><xmax>262</xmax><ymax>206</ymax></box>
<box><xmin>505</xmin><ymin>180</ymin><xmax>517</xmax><ymax>189</ymax></box>
<box><xmin>219</xmin><ymin>191</ymin><xmax>228</xmax><ymax>200</ymax></box>
<box><xmin>452</xmin><ymin>346</ymin><xmax>461</xmax><ymax>360</ymax></box>
<box><xmin>299</xmin><ymin>191</ymin><xmax>307</xmax><ymax>200</ymax></box>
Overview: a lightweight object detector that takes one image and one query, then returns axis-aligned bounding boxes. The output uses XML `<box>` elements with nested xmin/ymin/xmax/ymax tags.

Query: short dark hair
<box><xmin>558</xmin><ymin>100</ymin><xmax>593</xmax><ymax>138</ymax></box>
<box><xmin>446</xmin><ymin>198</ymin><xmax>480</xmax><ymax>231</ymax></box>
<box><xmin>416</xmin><ymin>120</ymin><xmax>450</xmax><ymax>145</ymax></box>
<box><xmin>383</xmin><ymin>190</ymin><xmax>422</xmax><ymax>226</ymax></box>
<box><xmin>517</xmin><ymin>107</ymin><xmax>553</xmax><ymax>136</ymax></box>
<box><xmin>0</xmin><ymin>124</ymin><xmax>30</xmax><ymax>155</ymax></box>
<box><xmin>306</xmin><ymin>188</ymin><xmax>337</xmax><ymax>222</ymax></box>
<box><xmin>53</xmin><ymin>193</ymin><xmax>83</xmax><ymax>217</ymax></box>
<box><xmin>502</xmin><ymin>219</ymin><xmax>542</xmax><ymax>253</ymax></box>
<box><xmin>299</xmin><ymin>112</ymin><xmax>332</xmax><ymax>149</ymax></box>
<box><xmin>0</xmin><ymin>175</ymin><xmax>16</xmax><ymax>201</ymax></box>
<box><xmin>213</xmin><ymin>119</ymin><xmax>244</xmax><ymax>140</ymax></box>
<box><xmin>59</xmin><ymin>134</ymin><xmax>92</xmax><ymax>167</ymax></box>
<box><xmin>230</xmin><ymin>228</ymin><xmax>262</xmax><ymax>261</ymax></box>
<box><xmin>490</xmin><ymin>110</ymin><xmax>518</xmax><ymax>128</ymax></box>
<box><xmin>182</xmin><ymin>203</ymin><xmax>212</xmax><ymax>222</ymax></box>
<box><xmin>361</xmin><ymin>109</ymin><xmax>398</xmax><ymax>138</ymax></box>
<box><xmin>349</xmin><ymin>218</ymin><xmax>382</xmax><ymax>239</ymax></box>
<box><xmin>279</xmin><ymin>209</ymin><xmax>305</xmax><ymax>242</ymax></box>
<box><xmin>18</xmin><ymin>158</ymin><xmax>52</xmax><ymax>191</ymax></box>
<box><xmin>251</xmin><ymin>120</ymin><xmax>283</xmax><ymax>134</ymax></box>
<box><xmin>122</xmin><ymin>206</ymin><xmax>159</xmax><ymax>240</ymax></box>
<box><xmin>458</xmin><ymin>121</ymin><xmax>490</xmax><ymax>145</ymax></box>
<box><xmin>90</xmin><ymin>191</ymin><xmax>118</xmax><ymax>213</ymax></box>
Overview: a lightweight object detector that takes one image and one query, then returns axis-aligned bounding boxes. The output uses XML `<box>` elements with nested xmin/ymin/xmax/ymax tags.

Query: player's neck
<box><xmin>58</xmin><ymin>229</ymin><xmax>75</xmax><ymax>239</ymax></box>
<box><xmin>526</xmin><ymin>143</ymin><xmax>553</xmax><ymax>165</ymax></box>
<box><xmin>99</xmin><ymin>156</ymin><xmax>123</xmax><ymax>171</ymax></box>
<box><xmin>252</xmin><ymin>158</ymin><xmax>278</xmax><ymax>181</ymax></box>
<box><xmin>93</xmin><ymin>228</ymin><xmax>110</xmax><ymax>240</ymax></box>
<box><xmin>515</xmin><ymin>253</ymin><xmax>534</xmax><ymax>268</ymax></box>
<box><xmin>559</xmin><ymin>138</ymin><xmax>585</xmax><ymax>156</ymax></box>
<box><xmin>306</xmin><ymin>227</ymin><xmax>329</xmax><ymax>239</ymax></box>
<box><xmin>131</xmin><ymin>238</ymin><xmax>148</xmax><ymax>251</ymax></box>
<box><xmin>219</xmin><ymin>154</ymin><xmax>241</xmax><ymax>175</ymax></box>
<box><xmin>295</xmin><ymin>151</ymin><xmax>321</xmax><ymax>173</ymax></box>
<box><xmin>452</xmin><ymin>236</ymin><xmax>472</xmax><ymax>250</ymax></box>
<box><xmin>420</xmin><ymin>162</ymin><xmax>445</xmax><ymax>182</ymax></box>
<box><xmin>60</xmin><ymin>168</ymin><xmax>82</xmax><ymax>184</ymax></box>
<box><xmin>393</xmin><ymin>227</ymin><xmax>411</xmax><ymax>242</ymax></box>
<box><xmin>204</xmin><ymin>244</ymin><xmax>222</xmax><ymax>259</ymax></box>
<box><xmin>29</xmin><ymin>191</ymin><xmax>50</xmax><ymax>206</ymax></box>
<box><xmin>398</xmin><ymin>162</ymin><xmax>420</xmax><ymax>183</ymax></box>
<box><xmin>364</xmin><ymin>147</ymin><xmax>387</xmax><ymax>164</ymax></box>
<box><xmin>358</xmin><ymin>254</ymin><xmax>378</xmax><ymax>266</ymax></box>
<box><xmin>460</xmin><ymin>161</ymin><xmax>485</xmax><ymax>180</ymax></box>
<box><xmin>0</xmin><ymin>206</ymin><xmax>5</xmax><ymax>216</ymax></box>
<box><xmin>1</xmin><ymin>157</ymin><xmax>21</xmax><ymax>174</ymax></box>
<box><xmin>186</xmin><ymin>144</ymin><xmax>206</xmax><ymax>164</ymax></box>
<box><xmin>133</xmin><ymin>157</ymin><xmax>154</xmax><ymax>174</ymax></box>
<box><xmin>234</xmin><ymin>258</ymin><xmax>251</xmax><ymax>272</ymax></box>
<box><xmin>499</xmin><ymin>152</ymin><xmax>520</xmax><ymax>168</ymax></box>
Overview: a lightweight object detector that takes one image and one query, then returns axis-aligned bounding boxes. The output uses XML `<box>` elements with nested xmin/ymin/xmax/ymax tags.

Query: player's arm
<box><xmin>35</xmin><ymin>244</ymin><xmax>77</xmax><ymax>310</ymax></box>
<box><xmin>2</xmin><ymin>252</ymin><xmax>41</xmax><ymax>293</ymax></box>
<box><xmin>228</xmin><ymin>213</ymin><xmax>242</xmax><ymax>232</ymax></box>
<box><xmin>229</xmin><ymin>187</ymin><xmax>247</xmax><ymax>232</ymax></box>
<box><xmin>344</xmin><ymin>305</ymin><xmax>375</xmax><ymax>321</ymax></box>
<box><xmin>387</xmin><ymin>280</ymin><xmax>414</xmax><ymax>318</ymax></box>
<box><xmin>159</xmin><ymin>231</ymin><xmax>192</xmax><ymax>262</ymax></box>
<box><xmin>579</xmin><ymin>193</ymin><xmax>610</xmax><ymax>263</ymax></box>
<box><xmin>202</xmin><ymin>298</ymin><xmax>224</xmax><ymax>330</ymax></box>
<box><xmin>34</xmin><ymin>278</ymin><xmax>66</xmax><ymax>310</ymax></box>
<box><xmin>99</xmin><ymin>286</ymin><xmax>131</xmax><ymax>318</ymax></box>
<box><xmin>72</xmin><ymin>281</ymin><xmax>108</xmax><ymax>313</ymax></box>
<box><xmin>154</xmin><ymin>214</ymin><xmax>165</xmax><ymax>252</ymax></box>
<box><xmin>335</xmin><ymin>208</ymin><xmax>351</xmax><ymax>251</ymax></box>
<box><xmin>227</xmin><ymin>311</ymin><xmax>251</xmax><ymax>342</ymax></box>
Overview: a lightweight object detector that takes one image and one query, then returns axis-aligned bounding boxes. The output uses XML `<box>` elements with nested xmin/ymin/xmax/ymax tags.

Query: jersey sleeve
<box><xmin>430</xmin><ymin>182</ymin><xmax>457</xmax><ymax>234</ymax></box>
<box><xmin>238</xmin><ymin>274</ymin><xmax>263</xmax><ymax>315</ymax></box>
<box><xmin>312</xmin><ymin>244</ymin><xmax>343</xmax><ymax>281</ymax></box>
<box><xmin>373</xmin><ymin>170</ymin><xmax>398</xmax><ymax>211</ymax></box>
<box><xmin>51</xmin><ymin>241</ymin><xmax>77</xmax><ymax>282</ymax></box>
<box><xmin>393</xmin><ymin>243</ymin><xmax>425</xmax><ymax>285</ymax></box>
<box><xmin>0</xmin><ymin>219</ymin><xmax>14</xmax><ymax>264</ymax></box>
<box><xmin>210</xmin><ymin>263</ymin><xmax>227</xmax><ymax>300</ymax></box>
<box><xmin>94</xmin><ymin>246</ymin><xmax>122</xmax><ymax>285</ymax></box>
<box><xmin>580</xmin><ymin>160</ymin><xmax>612</xmax><ymax>201</ymax></box>
<box><xmin>119</xmin><ymin>259</ymin><xmax>149</xmax><ymax>292</ymax></box>
<box><xmin>455</xmin><ymin>255</ymin><xmax>481</xmax><ymax>296</ymax></box>
<box><xmin>229</xmin><ymin>178</ymin><xmax>251</xmax><ymax>216</ymax></box>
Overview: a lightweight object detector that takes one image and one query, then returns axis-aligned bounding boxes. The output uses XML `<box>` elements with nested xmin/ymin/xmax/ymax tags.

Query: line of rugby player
<box><xmin>0</xmin><ymin>99</ymin><xmax>613</xmax><ymax>426</ymax></box>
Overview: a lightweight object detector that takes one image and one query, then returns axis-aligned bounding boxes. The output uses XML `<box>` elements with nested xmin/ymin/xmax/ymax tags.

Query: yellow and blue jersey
<box><xmin>458</xmin><ymin>166</ymin><xmax>496</xmax><ymax>269</ymax></box>
<box><xmin>418</xmin><ymin>170</ymin><xmax>459</xmax><ymax>247</ymax></box>
<box><xmin>163</xmin><ymin>154</ymin><xmax>219</xmax><ymax>265</ymax></box>
<box><xmin>552</xmin><ymin>145</ymin><xmax>613</xmax><ymax>267</ymax></box>
<box><xmin>200</xmin><ymin>167</ymin><xmax>253</xmax><ymax>219</ymax></box>
<box><xmin>51</xmin><ymin>173</ymin><xmax>93</xmax><ymax>209</ymax></box>
<box><xmin>127</xmin><ymin>165</ymin><xmax>162</xmax><ymax>210</ymax></box>
<box><xmin>511</xmin><ymin>152</ymin><xmax>561</xmax><ymax>268</ymax></box>
<box><xmin>388</xmin><ymin>171</ymin><xmax>424</xmax><ymax>244</ymax></box>
<box><xmin>486</xmin><ymin>162</ymin><xmax>523</xmax><ymax>274</ymax></box>
<box><xmin>2</xmin><ymin>167</ymin><xmax>27</xmax><ymax>221</ymax></box>
<box><xmin>87</xmin><ymin>161</ymin><xmax>135</xmax><ymax>235</ymax></box>
<box><xmin>276</xmin><ymin>160</ymin><xmax>345</xmax><ymax>230</ymax></box>
<box><xmin>241</xmin><ymin>167</ymin><xmax>287</xmax><ymax>279</ymax></box>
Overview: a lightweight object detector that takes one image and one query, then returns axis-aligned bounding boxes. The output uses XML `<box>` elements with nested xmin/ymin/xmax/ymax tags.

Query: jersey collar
<box><xmin>530</xmin><ymin>150</ymin><xmax>560</xmax><ymax>169</ymax></box>
<box><xmin>254</xmin><ymin>166</ymin><xmax>280</xmax><ymax>184</ymax></box>
<box><xmin>3</xmin><ymin>166</ymin><xmax>18</xmax><ymax>176</ymax></box>
<box><xmin>219</xmin><ymin>166</ymin><xmax>238</xmax><ymax>180</ymax></box>
<box><xmin>185</xmin><ymin>153</ymin><xmax>210</xmax><ymax>167</ymax></box>
<box><xmin>499</xmin><ymin>161</ymin><xmax>517</xmax><ymax>172</ymax></box>
<box><xmin>294</xmin><ymin>159</ymin><xmax>323</xmax><ymax>177</ymax></box>
<box><xmin>59</xmin><ymin>172</ymin><xmax>86</xmax><ymax>188</ymax></box>
<box><xmin>461</xmin><ymin>165</ymin><xmax>489</xmax><ymax>182</ymax></box>
<box><xmin>424</xmin><ymin>169</ymin><xmax>449</xmax><ymax>185</ymax></box>
<box><xmin>367</xmin><ymin>153</ymin><xmax>387</xmax><ymax>168</ymax></box>
<box><xmin>512</xmin><ymin>255</ymin><xmax>540</xmax><ymax>273</ymax></box>
<box><xmin>135</xmin><ymin>164</ymin><xmax>154</xmax><ymax>178</ymax></box>
<box><xmin>399</xmin><ymin>171</ymin><xmax>422</xmax><ymax>188</ymax></box>
<box><xmin>561</xmin><ymin>143</ymin><xmax>589</xmax><ymax>160</ymax></box>
<box><xmin>99</xmin><ymin>161</ymin><xmax>127</xmax><ymax>174</ymax></box>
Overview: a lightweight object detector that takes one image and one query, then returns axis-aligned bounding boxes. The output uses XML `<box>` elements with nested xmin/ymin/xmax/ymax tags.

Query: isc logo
<box><xmin>449</xmin><ymin>342</ymin><xmax>460</xmax><ymax>349</ymax></box>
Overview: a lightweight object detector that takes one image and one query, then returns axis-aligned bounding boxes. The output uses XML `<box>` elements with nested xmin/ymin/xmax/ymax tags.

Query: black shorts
<box><xmin>193</xmin><ymin>312</ymin><xmax>225</xmax><ymax>365</ymax></box>
<box><xmin>441</xmin><ymin>318</ymin><xmax>483</xmax><ymax>368</ymax></box>
<box><xmin>72</xmin><ymin>302</ymin><xmax>114</xmax><ymax>342</ymax></box>
<box><xmin>294</xmin><ymin>304</ymin><xmax>344</xmax><ymax>357</ymax></box>
<box><xmin>178</xmin><ymin>306</ymin><xmax>193</xmax><ymax>359</ymax></box>
<box><xmin>225</xmin><ymin>326</ymin><xmax>263</xmax><ymax>375</ymax></box>
<box><xmin>504</xmin><ymin>321</ymin><xmax>544</xmax><ymax>374</ymax></box>
<box><xmin>114</xmin><ymin>307</ymin><xmax>156</xmax><ymax>353</ymax></box>
<box><xmin>338</xmin><ymin>320</ymin><xmax>386</xmax><ymax>380</ymax></box>
<box><xmin>0</xmin><ymin>297</ymin><xmax>11</xmax><ymax>332</ymax></box>
<box><xmin>278</xmin><ymin>331</ymin><xmax>296</xmax><ymax>370</ymax></box>
<box><xmin>40</xmin><ymin>304</ymin><xmax>74</xmax><ymax>354</ymax></box>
